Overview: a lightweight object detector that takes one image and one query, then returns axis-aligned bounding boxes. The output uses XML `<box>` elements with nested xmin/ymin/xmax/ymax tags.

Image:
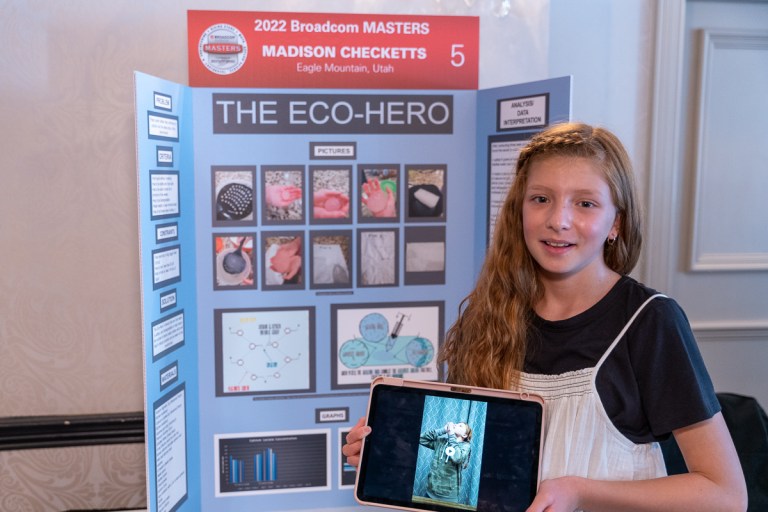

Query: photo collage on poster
<box><xmin>211</xmin><ymin>162</ymin><xmax>447</xmax><ymax>293</ymax></box>
<box><xmin>210</xmin><ymin>158</ymin><xmax>448</xmax><ymax>398</ymax></box>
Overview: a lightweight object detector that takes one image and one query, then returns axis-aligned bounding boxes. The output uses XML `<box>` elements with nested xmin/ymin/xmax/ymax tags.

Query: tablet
<box><xmin>355</xmin><ymin>377</ymin><xmax>544</xmax><ymax>512</ymax></box>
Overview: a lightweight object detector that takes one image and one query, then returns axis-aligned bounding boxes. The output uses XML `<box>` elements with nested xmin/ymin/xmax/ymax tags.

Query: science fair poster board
<box><xmin>136</xmin><ymin>10</ymin><xmax>570</xmax><ymax>512</ymax></box>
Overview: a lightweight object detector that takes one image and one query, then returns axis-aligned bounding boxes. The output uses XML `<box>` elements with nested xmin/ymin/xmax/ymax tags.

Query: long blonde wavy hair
<box><xmin>440</xmin><ymin>122</ymin><xmax>643</xmax><ymax>389</ymax></box>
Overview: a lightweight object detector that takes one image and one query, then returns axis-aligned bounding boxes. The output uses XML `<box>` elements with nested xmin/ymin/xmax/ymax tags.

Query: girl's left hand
<box><xmin>526</xmin><ymin>477</ymin><xmax>582</xmax><ymax>512</ymax></box>
<box><xmin>342</xmin><ymin>417</ymin><xmax>372</xmax><ymax>468</ymax></box>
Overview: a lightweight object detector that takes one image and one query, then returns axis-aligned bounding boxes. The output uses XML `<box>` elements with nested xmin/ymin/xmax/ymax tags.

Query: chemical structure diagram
<box><xmin>221</xmin><ymin>312</ymin><xmax>310</xmax><ymax>394</ymax></box>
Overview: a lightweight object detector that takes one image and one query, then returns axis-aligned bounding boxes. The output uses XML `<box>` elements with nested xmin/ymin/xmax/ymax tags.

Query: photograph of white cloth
<box><xmin>406</xmin><ymin>242</ymin><xmax>445</xmax><ymax>272</ymax></box>
<box><xmin>312</xmin><ymin>243</ymin><xmax>350</xmax><ymax>284</ymax></box>
<box><xmin>264</xmin><ymin>243</ymin><xmax>284</xmax><ymax>285</ymax></box>
<box><xmin>361</xmin><ymin>231</ymin><xmax>396</xmax><ymax>285</ymax></box>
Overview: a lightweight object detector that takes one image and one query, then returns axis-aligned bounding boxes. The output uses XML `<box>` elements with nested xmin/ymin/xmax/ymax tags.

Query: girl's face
<box><xmin>522</xmin><ymin>155</ymin><xmax>619</xmax><ymax>283</ymax></box>
<box><xmin>450</xmin><ymin>422</ymin><xmax>469</xmax><ymax>441</ymax></box>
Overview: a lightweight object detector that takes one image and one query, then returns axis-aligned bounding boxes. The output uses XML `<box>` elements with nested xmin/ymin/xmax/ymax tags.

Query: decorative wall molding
<box><xmin>645</xmin><ymin>0</ymin><xmax>686</xmax><ymax>291</ymax></box>
<box><xmin>0</xmin><ymin>412</ymin><xmax>144</xmax><ymax>451</ymax></box>
<box><xmin>692</xmin><ymin>321</ymin><xmax>768</xmax><ymax>342</ymax></box>
<box><xmin>688</xmin><ymin>28</ymin><xmax>768</xmax><ymax>271</ymax></box>
<box><xmin>690</xmin><ymin>252</ymin><xmax>768</xmax><ymax>271</ymax></box>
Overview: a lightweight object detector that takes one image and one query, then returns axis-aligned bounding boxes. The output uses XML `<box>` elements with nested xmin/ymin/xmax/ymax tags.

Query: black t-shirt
<box><xmin>524</xmin><ymin>276</ymin><xmax>721</xmax><ymax>444</ymax></box>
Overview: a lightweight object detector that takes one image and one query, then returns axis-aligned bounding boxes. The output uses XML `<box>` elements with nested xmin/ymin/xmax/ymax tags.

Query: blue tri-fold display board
<box><xmin>135</xmin><ymin>71</ymin><xmax>570</xmax><ymax>511</ymax></box>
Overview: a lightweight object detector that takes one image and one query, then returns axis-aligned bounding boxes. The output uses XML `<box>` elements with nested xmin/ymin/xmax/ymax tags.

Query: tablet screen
<box><xmin>356</xmin><ymin>379</ymin><xmax>543</xmax><ymax>512</ymax></box>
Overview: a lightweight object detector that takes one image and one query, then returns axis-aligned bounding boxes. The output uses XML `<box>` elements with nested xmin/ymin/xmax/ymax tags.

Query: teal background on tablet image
<box><xmin>412</xmin><ymin>396</ymin><xmax>487</xmax><ymax>509</ymax></box>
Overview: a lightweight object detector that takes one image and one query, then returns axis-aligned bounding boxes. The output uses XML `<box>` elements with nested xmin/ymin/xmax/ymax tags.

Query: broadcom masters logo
<box><xmin>198</xmin><ymin>24</ymin><xmax>248</xmax><ymax>75</ymax></box>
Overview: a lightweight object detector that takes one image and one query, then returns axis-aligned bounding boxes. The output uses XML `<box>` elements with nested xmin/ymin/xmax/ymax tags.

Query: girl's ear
<box><xmin>610</xmin><ymin>212</ymin><xmax>622</xmax><ymax>239</ymax></box>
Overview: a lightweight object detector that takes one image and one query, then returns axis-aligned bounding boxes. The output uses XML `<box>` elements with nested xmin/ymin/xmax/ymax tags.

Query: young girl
<box><xmin>343</xmin><ymin>122</ymin><xmax>747</xmax><ymax>511</ymax></box>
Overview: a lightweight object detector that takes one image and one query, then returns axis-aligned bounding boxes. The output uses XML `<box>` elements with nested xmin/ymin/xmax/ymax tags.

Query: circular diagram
<box><xmin>359</xmin><ymin>313</ymin><xmax>389</xmax><ymax>343</ymax></box>
<box><xmin>339</xmin><ymin>339</ymin><xmax>370</xmax><ymax>369</ymax></box>
<box><xmin>405</xmin><ymin>337</ymin><xmax>434</xmax><ymax>367</ymax></box>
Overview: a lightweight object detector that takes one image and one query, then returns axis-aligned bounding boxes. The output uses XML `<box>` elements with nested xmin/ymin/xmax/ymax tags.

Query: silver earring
<box><xmin>607</xmin><ymin>236</ymin><xmax>617</xmax><ymax>246</ymax></box>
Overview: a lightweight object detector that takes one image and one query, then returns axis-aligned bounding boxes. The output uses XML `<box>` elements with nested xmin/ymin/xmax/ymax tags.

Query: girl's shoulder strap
<box><xmin>594</xmin><ymin>293</ymin><xmax>667</xmax><ymax>370</ymax></box>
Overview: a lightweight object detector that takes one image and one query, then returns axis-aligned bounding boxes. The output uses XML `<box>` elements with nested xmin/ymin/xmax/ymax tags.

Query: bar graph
<box><xmin>217</xmin><ymin>430</ymin><xmax>329</xmax><ymax>495</ymax></box>
<box><xmin>254</xmin><ymin>447</ymin><xmax>278</xmax><ymax>482</ymax></box>
<box><xmin>228</xmin><ymin>456</ymin><xmax>245</xmax><ymax>484</ymax></box>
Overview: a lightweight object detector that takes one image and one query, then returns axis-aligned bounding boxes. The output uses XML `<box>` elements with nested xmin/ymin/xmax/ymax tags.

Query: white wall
<box><xmin>548</xmin><ymin>0</ymin><xmax>654</xmax><ymax>208</ymax></box>
<box><xmin>649</xmin><ymin>0</ymin><xmax>768</xmax><ymax>409</ymax></box>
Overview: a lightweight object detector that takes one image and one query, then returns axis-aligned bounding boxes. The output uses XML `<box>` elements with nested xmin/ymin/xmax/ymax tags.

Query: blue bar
<box><xmin>272</xmin><ymin>450</ymin><xmax>278</xmax><ymax>481</ymax></box>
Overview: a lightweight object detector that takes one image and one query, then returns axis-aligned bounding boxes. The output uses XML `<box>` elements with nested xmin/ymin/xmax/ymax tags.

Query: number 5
<box><xmin>451</xmin><ymin>44</ymin><xmax>465</xmax><ymax>67</ymax></box>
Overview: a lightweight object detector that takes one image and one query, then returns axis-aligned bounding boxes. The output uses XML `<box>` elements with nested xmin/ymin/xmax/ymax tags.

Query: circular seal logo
<box><xmin>198</xmin><ymin>23</ymin><xmax>247</xmax><ymax>75</ymax></box>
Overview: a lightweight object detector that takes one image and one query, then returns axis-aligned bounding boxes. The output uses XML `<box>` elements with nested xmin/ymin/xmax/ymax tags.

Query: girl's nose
<box><xmin>547</xmin><ymin>203</ymin><xmax>572</xmax><ymax>230</ymax></box>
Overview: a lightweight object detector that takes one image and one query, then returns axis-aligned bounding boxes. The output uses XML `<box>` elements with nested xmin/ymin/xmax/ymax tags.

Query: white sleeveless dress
<box><xmin>517</xmin><ymin>294</ymin><xmax>669</xmax><ymax>484</ymax></box>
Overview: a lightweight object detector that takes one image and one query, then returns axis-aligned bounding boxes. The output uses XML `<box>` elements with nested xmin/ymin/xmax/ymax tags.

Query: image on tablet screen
<box><xmin>411</xmin><ymin>395</ymin><xmax>486</xmax><ymax>510</ymax></box>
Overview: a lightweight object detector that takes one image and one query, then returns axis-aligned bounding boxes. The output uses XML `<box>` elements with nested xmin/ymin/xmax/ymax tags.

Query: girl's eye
<box><xmin>578</xmin><ymin>200</ymin><xmax>596</xmax><ymax>208</ymax></box>
<box><xmin>532</xmin><ymin>196</ymin><xmax>548</xmax><ymax>203</ymax></box>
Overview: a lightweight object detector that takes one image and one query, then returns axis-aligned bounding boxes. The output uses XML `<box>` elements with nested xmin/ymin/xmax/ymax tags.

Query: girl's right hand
<box><xmin>341</xmin><ymin>417</ymin><xmax>372</xmax><ymax>468</ymax></box>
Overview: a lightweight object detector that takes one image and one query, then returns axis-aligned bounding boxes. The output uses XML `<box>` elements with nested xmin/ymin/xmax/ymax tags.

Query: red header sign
<box><xmin>188</xmin><ymin>11</ymin><xmax>479</xmax><ymax>89</ymax></box>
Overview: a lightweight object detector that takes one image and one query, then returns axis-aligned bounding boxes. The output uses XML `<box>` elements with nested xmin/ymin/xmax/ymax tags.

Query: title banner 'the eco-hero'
<box><xmin>212</xmin><ymin>93</ymin><xmax>454</xmax><ymax>134</ymax></box>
